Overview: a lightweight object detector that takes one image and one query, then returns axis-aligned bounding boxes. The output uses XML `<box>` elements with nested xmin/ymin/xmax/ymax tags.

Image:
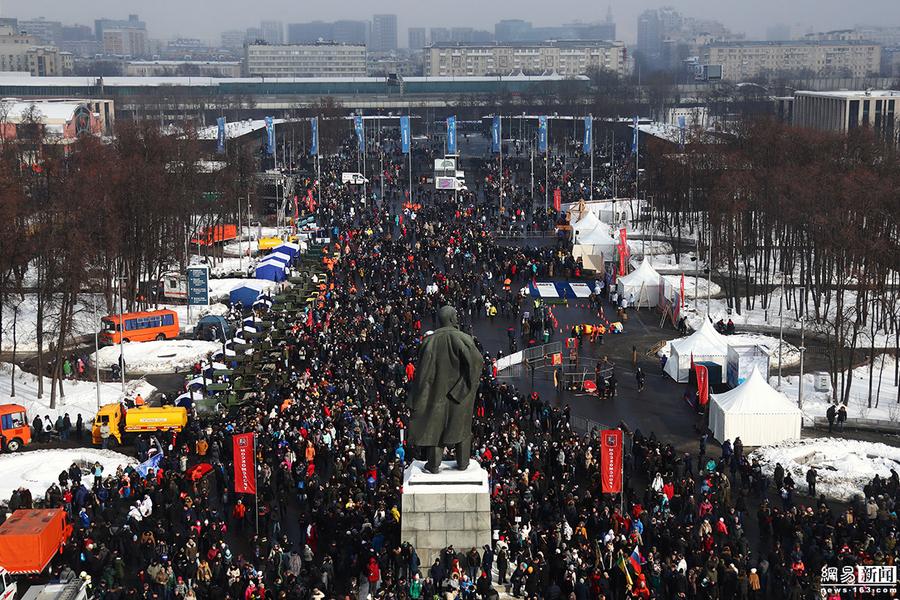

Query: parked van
<box><xmin>91</xmin><ymin>404</ymin><xmax>188</xmax><ymax>446</ymax></box>
<box><xmin>0</xmin><ymin>404</ymin><xmax>30</xmax><ymax>452</ymax></box>
<box><xmin>99</xmin><ymin>309</ymin><xmax>179</xmax><ymax>344</ymax></box>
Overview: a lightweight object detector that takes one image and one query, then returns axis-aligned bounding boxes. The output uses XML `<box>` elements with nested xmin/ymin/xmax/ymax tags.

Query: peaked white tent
<box><xmin>708</xmin><ymin>367</ymin><xmax>802</xmax><ymax>446</ymax></box>
<box><xmin>617</xmin><ymin>260</ymin><xmax>661</xmax><ymax>308</ymax></box>
<box><xmin>664</xmin><ymin>319</ymin><xmax>729</xmax><ymax>382</ymax></box>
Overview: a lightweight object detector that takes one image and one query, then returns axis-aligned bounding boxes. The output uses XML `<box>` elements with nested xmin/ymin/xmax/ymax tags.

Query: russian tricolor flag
<box><xmin>629</xmin><ymin>546</ymin><xmax>644</xmax><ymax>575</ymax></box>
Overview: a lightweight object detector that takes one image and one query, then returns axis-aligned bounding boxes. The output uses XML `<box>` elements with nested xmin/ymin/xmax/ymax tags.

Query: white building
<box><xmin>792</xmin><ymin>90</ymin><xmax>899</xmax><ymax>144</ymax></box>
<box><xmin>425</xmin><ymin>41</ymin><xmax>627</xmax><ymax>77</ymax></box>
<box><xmin>125</xmin><ymin>60</ymin><xmax>242</xmax><ymax>78</ymax></box>
<box><xmin>702</xmin><ymin>40</ymin><xmax>881</xmax><ymax>81</ymax></box>
<box><xmin>244</xmin><ymin>43</ymin><xmax>367</xmax><ymax>78</ymax></box>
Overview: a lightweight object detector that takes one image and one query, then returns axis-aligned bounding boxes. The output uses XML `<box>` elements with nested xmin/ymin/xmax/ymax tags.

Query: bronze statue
<box><xmin>407</xmin><ymin>306</ymin><xmax>484</xmax><ymax>474</ymax></box>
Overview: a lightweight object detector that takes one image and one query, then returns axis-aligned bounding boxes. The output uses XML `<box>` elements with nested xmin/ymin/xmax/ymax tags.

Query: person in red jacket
<box><xmin>405</xmin><ymin>361</ymin><xmax>415</xmax><ymax>382</ymax></box>
<box><xmin>367</xmin><ymin>557</ymin><xmax>381</xmax><ymax>594</ymax></box>
<box><xmin>232</xmin><ymin>499</ymin><xmax>247</xmax><ymax>533</ymax></box>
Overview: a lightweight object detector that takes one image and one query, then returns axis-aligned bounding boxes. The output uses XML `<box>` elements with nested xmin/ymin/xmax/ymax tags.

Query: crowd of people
<box><xmin>1</xmin><ymin>135</ymin><xmax>898</xmax><ymax>600</ymax></box>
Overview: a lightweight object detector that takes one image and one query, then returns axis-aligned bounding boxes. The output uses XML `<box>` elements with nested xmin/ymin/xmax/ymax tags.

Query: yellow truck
<box><xmin>91</xmin><ymin>404</ymin><xmax>188</xmax><ymax>446</ymax></box>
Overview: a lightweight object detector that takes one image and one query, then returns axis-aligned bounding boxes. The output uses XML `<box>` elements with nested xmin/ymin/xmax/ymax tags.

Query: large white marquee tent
<box><xmin>663</xmin><ymin>319</ymin><xmax>729</xmax><ymax>383</ymax></box>
<box><xmin>617</xmin><ymin>260</ymin><xmax>661</xmax><ymax>308</ymax></box>
<box><xmin>708</xmin><ymin>367</ymin><xmax>802</xmax><ymax>446</ymax></box>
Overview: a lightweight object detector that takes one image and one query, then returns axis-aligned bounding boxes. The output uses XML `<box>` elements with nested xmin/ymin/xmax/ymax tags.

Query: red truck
<box><xmin>190</xmin><ymin>224</ymin><xmax>238</xmax><ymax>246</ymax></box>
<box><xmin>0</xmin><ymin>509</ymin><xmax>72</xmax><ymax>575</ymax></box>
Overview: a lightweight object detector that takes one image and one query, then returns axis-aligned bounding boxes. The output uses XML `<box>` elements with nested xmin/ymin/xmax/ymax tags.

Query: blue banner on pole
<box><xmin>400</xmin><ymin>116</ymin><xmax>411</xmax><ymax>154</ymax></box>
<box><xmin>265</xmin><ymin>116</ymin><xmax>275</xmax><ymax>156</ymax></box>
<box><xmin>491</xmin><ymin>115</ymin><xmax>501</xmax><ymax>154</ymax></box>
<box><xmin>310</xmin><ymin>117</ymin><xmax>318</xmax><ymax>156</ymax></box>
<box><xmin>447</xmin><ymin>116</ymin><xmax>457</xmax><ymax>155</ymax></box>
<box><xmin>678</xmin><ymin>116</ymin><xmax>686</xmax><ymax>151</ymax></box>
<box><xmin>354</xmin><ymin>116</ymin><xmax>364</xmax><ymax>152</ymax></box>
<box><xmin>631</xmin><ymin>115</ymin><xmax>639</xmax><ymax>155</ymax></box>
<box><xmin>216</xmin><ymin>117</ymin><xmax>226</xmax><ymax>154</ymax></box>
<box><xmin>135</xmin><ymin>452</ymin><xmax>162</xmax><ymax>478</ymax></box>
<box><xmin>583</xmin><ymin>115</ymin><xmax>592</xmax><ymax>154</ymax></box>
<box><xmin>538</xmin><ymin>116</ymin><xmax>548</xmax><ymax>154</ymax></box>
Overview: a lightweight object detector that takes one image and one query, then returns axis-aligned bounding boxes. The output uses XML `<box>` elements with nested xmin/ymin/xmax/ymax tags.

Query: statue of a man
<box><xmin>407</xmin><ymin>305</ymin><xmax>484</xmax><ymax>474</ymax></box>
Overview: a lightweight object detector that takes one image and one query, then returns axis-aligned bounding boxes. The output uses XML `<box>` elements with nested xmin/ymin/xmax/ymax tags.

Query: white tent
<box><xmin>571</xmin><ymin>210</ymin><xmax>602</xmax><ymax>235</ymax></box>
<box><xmin>617</xmin><ymin>261</ymin><xmax>661</xmax><ymax>308</ymax></box>
<box><xmin>708</xmin><ymin>367</ymin><xmax>802</xmax><ymax>446</ymax></box>
<box><xmin>664</xmin><ymin>319</ymin><xmax>729</xmax><ymax>383</ymax></box>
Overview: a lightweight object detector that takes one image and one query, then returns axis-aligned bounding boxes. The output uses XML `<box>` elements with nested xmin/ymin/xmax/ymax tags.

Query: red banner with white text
<box><xmin>694</xmin><ymin>364</ymin><xmax>709</xmax><ymax>406</ymax></box>
<box><xmin>601</xmin><ymin>429</ymin><xmax>623</xmax><ymax>494</ymax></box>
<box><xmin>232</xmin><ymin>433</ymin><xmax>257</xmax><ymax>494</ymax></box>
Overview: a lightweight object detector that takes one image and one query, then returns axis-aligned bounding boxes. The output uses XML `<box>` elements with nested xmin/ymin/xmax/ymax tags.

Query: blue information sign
<box><xmin>186</xmin><ymin>266</ymin><xmax>209</xmax><ymax>306</ymax></box>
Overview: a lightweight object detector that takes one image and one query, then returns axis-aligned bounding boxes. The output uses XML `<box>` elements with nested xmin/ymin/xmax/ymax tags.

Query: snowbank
<box><xmin>0</xmin><ymin>363</ymin><xmax>155</xmax><ymax>421</ymax></box>
<box><xmin>0</xmin><ymin>449</ymin><xmax>136</xmax><ymax>504</ymax></box>
<box><xmin>751</xmin><ymin>438</ymin><xmax>900</xmax><ymax>501</ymax></box>
<box><xmin>777</xmin><ymin>355</ymin><xmax>900</xmax><ymax>424</ymax></box>
<box><xmin>94</xmin><ymin>340</ymin><xmax>220</xmax><ymax>374</ymax></box>
<box><xmin>1</xmin><ymin>294</ymin><xmax>109</xmax><ymax>353</ymax></box>
<box><xmin>657</xmin><ymin>332</ymin><xmax>800</xmax><ymax>368</ymax></box>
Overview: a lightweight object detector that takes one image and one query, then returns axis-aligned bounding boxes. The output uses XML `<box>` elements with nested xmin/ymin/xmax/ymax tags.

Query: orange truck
<box><xmin>191</xmin><ymin>224</ymin><xmax>238</xmax><ymax>246</ymax></box>
<box><xmin>0</xmin><ymin>404</ymin><xmax>31</xmax><ymax>452</ymax></box>
<box><xmin>0</xmin><ymin>509</ymin><xmax>72</xmax><ymax>574</ymax></box>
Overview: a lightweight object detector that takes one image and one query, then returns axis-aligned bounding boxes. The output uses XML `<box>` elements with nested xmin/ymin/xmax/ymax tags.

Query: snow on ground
<box><xmin>775</xmin><ymin>355</ymin><xmax>900</xmax><ymax>424</ymax></box>
<box><xmin>656</xmin><ymin>332</ymin><xmax>800</xmax><ymax>368</ymax></box>
<box><xmin>160</xmin><ymin>303</ymin><xmax>229</xmax><ymax>331</ymax></box>
<box><xmin>0</xmin><ymin>363</ymin><xmax>156</xmax><ymax>421</ymax></box>
<box><xmin>1</xmin><ymin>293</ymin><xmax>109</xmax><ymax>352</ymax></box>
<box><xmin>662</xmin><ymin>274</ymin><xmax>722</xmax><ymax>299</ymax></box>
<box><xmin>751</xmin><ymin>438</ymin><xmax>900</xmax><ymax>501</ymax></box>
<box><xmin>639</xmin><ymin>253</ymin><xmax>705</xmax><ymax>274</ymax></box>
<box><xmin>94</xmin><ymin>340</ymin><xmax>220</xmax><ymax>374</ymax></box>
<box><xmin>222</xmin><ymin>239</ymin><xmax>259</xmax><ymax>258</ymax></box>
<box><xmin>0</xmin><ymin>448</ymin><xmax>136</xmax><ymax>504</ymax></box>
<box><xmin>628</xmin><ymin>240</ymin><xmax>673</xmax><ymax>257</ymax></box>
<box><xmin>206</xmin><ymin>257</ymin><xmax>255</xmax><ymax>278</ymax></box>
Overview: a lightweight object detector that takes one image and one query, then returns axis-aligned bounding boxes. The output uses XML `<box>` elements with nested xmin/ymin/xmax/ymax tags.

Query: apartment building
<box><xmin>425</xmin><ymin>41</ymin><xmax>627</xmax><ymax>77</ymax></box>
<box><xmin>702</xmin><ymin>40</ymin><xmax>881</xmax><ymax>81</ymax></box>
<box><xmin>244</xmin><ymin>43</ymin><xmax>367</xmax><ymax>78</ymax></box>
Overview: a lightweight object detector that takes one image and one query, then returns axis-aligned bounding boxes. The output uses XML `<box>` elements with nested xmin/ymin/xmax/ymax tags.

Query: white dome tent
<box><xmin>617</xmin><ymin>260</ymin><xmax>661</xmax><ymax>308</ymax></box>
<box><xmin>571</xmin><ymin>211</ymin><xmax>617</xmax><ymax>273</ymax></box>
<box><xmin>663</xmin><ymin>319</ymin><xmax>729</xmax><ymax>383</ymax></box>
<box><xmin>708</xmin><ymin>367</ymin><xmax>802</xmax><ymax>447</ymax></box>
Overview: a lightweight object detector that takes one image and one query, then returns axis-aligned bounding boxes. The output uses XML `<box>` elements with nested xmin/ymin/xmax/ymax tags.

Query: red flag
<box><xmin>601</xmin><ymin>429</ymin><xmax>623</xmax><ymax>494</ymax></box>
<box><xmin>306</xmin><ymin>308</ymin><xmax>314</xmax><ymax>329</ymax></box>
<box><xmin>680</xmin><ymin>273</ymin><xmax>685</xmax><ymax>309</ymax></box>
<box><xmin>232</xmin><ymin>433</ymin><xmax>256</xmax><ymax>494</ymax></box>
<box><xmin>553</xmin><ymin>188</ymin><xmax>562</xmax><ymax>212</ymax></box>
<box><xmin>307</xmin><ymin>188</ymin><xmax>315</xmax><ymax>213</ymax></box>
<box><xmin>694</xmin><ymin>363</ymin><xmax>709</xmax><ymax>406</ymax></box>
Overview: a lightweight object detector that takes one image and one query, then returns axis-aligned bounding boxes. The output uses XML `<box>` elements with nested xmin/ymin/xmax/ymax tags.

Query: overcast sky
<box><xmin>6</xmin><ymin>0</ymin><xmax>900</xmax><ymax>44</ymax></box>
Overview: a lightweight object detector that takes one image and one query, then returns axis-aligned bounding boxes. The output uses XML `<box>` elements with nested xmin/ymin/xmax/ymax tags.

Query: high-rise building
<box><xmin>637</xmin><ymin>9</ymin><xmax>663</xmax><ymax>63</ymax></box>
<box><xmin>288</xmin><ymin>22</ymin><xmax>333</xmax><ymax>44</ymax></box>
<box><xmin>221</xmin><ymin>30</ymin><xmax>246</xmax><ymax>50</ymax></box>
<box><xmin>495</xmin><ymin>20</ymin><xmax>532</xmax><ymax>43</ymax></box>
<box><xmin>430</xmin><ymin>28</ymin><xmax>451</xmax><ymax>44</ymax></box>
<box><xmin>103</xmin><ymin>27</ymin><xmax>148</xmax><ymax>57</ymax></box>
<box><xmin>245</xmin><ymin>27</ymin><xmax>263</xmax><ymax>43</ymax></box>
<box><xmin>94</xmin><ymin>14</ymin><xmax>145</xmax><ymax>42</ymax></box>
<box><xmin>425</xmin><ymin>40</ymin><xmax>627</xmax><ymax>77</ymax></box>
<box><xmin>408</xmin><ymin>27</ymin><xmax>426</xmax><ymax>50</ymax></box>
<box><xmin>370</xmin><ymin>14</ymin><xmax>397</xmax><ymax>52</ymax></box>
<box><xmin>260</xmin><ymin>21</ymin><xmax>284</xmax><ymax>45</ymax></box>
<box><xmin>62</xmin><ymin>24</ymin><xmax>93</xmax><ymax>41</ymax></box>
<box><xmin>244</xmin><ymin>42</ymin><xmax>367</xmax><ymax>77</ymax></box>
<box><xmin>19</xmin><ymin>18</ymin><xmax>62</xmax><ymax>45</ymax></box>
<box><xmin>333</xmin><ymin>21</ymin><xmax>367</xmax><ymax>45</ymax></box>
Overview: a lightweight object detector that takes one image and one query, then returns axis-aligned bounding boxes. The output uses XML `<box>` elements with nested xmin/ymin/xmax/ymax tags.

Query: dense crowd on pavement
<box><xmin>1</xmin><ymin>135</ymin><xmax>898</xmax><ymax>600</ymax></box>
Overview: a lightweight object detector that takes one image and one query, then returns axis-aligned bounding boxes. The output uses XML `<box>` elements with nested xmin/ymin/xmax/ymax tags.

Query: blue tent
<box><xmin>230</xmin><ymin>281</ymin><xmax>269</xmax><ymax>306</ymax></box>
<box><xmin>274</xmin><ymin>242</ymin><xmax>300</xmax><ymax>258</ymax></box>
<box><xmin>266</xmin><ymin>251</ymin><xmax>293</xmax><ymax>265</ymax></box>
<box><xmin>255</xmin><ymin>261</ymin><xmax>286</xmax><ymax>282</ymax></box>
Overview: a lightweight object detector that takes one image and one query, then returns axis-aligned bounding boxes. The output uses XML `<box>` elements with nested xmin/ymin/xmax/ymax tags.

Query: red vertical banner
<box><xmin>680</xmin><ymin>273</ymin><xmax>686</xmax><ymax>309</ymax></box>
<box><xmin>307</xmin><ymin>188</ymin><xmax>315</xmax><ymax>213</ymax></box>
<box><xmin>601</xmin><ymin>429</ymin><xmax>623</xmax><ymax>494</ymax></box>
<box><xmin>553</xmin><ymin>188</ymin><xmax>562</xmax><ymax>211</ymax></box>
<box><xmin>232</xmin><ymin>433</ymin><xmax>257</xmax><ymax>494</ymax></box>
<box><xmin>694</xmin><ymin>364</ymin><xmax>709</xmax><ymax>406</ymax></box>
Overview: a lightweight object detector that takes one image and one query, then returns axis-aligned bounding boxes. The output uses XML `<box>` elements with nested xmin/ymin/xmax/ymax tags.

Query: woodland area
<box><xmin>646</xmin><ymin>119</ymin><xmax>900</xmax><ymax>405</ymax></box>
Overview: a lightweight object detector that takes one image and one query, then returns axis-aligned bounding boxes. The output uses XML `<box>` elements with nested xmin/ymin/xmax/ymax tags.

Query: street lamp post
<box><xmin>798</xmin><ymin>287</ymin><xmax>806</xmax><ymax>408</ymax></box>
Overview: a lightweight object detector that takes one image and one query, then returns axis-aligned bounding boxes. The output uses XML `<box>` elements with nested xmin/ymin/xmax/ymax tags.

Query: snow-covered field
<box><xmin>662</xmin><ymin>274</ymin><xmax>721</xmax><ymax>299</ymax></box>
<box><xmin>751</xmin><ymin>438</ymin><xmax>900</xmax><ymax>501</ymax></box>
<box><xmin>1</xmin><ymin>293</ymin><xmax>108</xmax><ymax>352</ymax></box>
<box><xmin>639</xmin><ymin>254</ymin><xmax>705</xmax><ymax>274</ymax></box>
<box><xmin>94</xmin><ymin>340</ymin><xmax>220</xmax><ymax>374</ymax></box>
<box><xmin>657</xmin><ymin>332</ymin><xmax>801</xmax><ymax>368</ymax></box>
<box><xmin>775</xmin><ymin>355</ymin><xmax>900</xmax><ymax>424</ymax></box>
<box><xmin>0</xmin><ymin>449</ymin><xmax>136</xmax><ymax>503</ymax></box>
<box><xmin>0</xmin><ymin>362</ymin><xmax>156</xmax><ymax>421</ymax></box>
<box><xmin>628</xmin><ymin>240</ymin><xmax>673</xmax><ymax>257</ymax></box>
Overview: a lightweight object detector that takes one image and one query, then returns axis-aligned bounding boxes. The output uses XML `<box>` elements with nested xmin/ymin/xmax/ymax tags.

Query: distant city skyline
<box><xmin>4</xmin><ymin>0</ymin><xmax>900</xmax><ymax>46</ymax></box>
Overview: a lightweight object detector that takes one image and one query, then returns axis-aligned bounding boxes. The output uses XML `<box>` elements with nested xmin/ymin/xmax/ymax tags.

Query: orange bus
<box><xmin>0</xmin><ymin>404</ymin><xmax>30</xmax><ymax>452</ymax></box>
<box><xmin>99</xmin><ymin>309</ymin><xmax>179</xmax><ymax>344</ymax></box>
<box><xmin>191</xmin><ymin>224</ymin><xmax>237</xmax><ymax>246</ymax></box>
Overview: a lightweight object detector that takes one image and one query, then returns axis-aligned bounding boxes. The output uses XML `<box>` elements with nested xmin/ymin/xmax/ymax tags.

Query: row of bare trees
<box><xmin>647</xmin><ymin>119</ymin><xmax>900</xmax><ymax>406</ymax></box>
<box><xmin>0</xmin><ymin>113</ymin><xmax>257</xmax><ymax>407</ymax></box>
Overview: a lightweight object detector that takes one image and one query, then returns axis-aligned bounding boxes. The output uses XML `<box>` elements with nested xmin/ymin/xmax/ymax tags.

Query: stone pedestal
<box><xmin>401</xmin><ymin>460</ymin><xmax>491</xmax><ymax>568</ymax></box>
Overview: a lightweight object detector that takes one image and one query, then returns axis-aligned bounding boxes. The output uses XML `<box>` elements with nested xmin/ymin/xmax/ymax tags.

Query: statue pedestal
<box><xmin>401</xmin><ymin>460</ymin><xmax>492</xmax><ymax>568</ymax></box>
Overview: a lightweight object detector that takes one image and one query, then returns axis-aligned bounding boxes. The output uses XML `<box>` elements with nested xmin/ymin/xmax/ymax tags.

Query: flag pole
<box><xmin>499</xmin><ymin>114</ymin><xmax>503</xmax><ymax>215</ymax></box>
<box><xmin>254</xmin><ymin>432</ymin><xmax>259</xmax><ymax>535</ymax></box>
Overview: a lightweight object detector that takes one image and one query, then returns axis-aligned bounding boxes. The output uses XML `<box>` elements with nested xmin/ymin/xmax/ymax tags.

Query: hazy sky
<box><xmin>6</xmin><ymin>0</ymin><xmax>900</xmax><ymax>44</ymax></box>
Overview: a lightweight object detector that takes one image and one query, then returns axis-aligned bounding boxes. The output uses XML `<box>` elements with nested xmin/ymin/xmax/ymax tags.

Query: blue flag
<box><xmin>265</xmin><ymin>116</ymin><xmax>275</xmax><ymax>156</ymax></box>
<box><xmin>135</xmin><ymin>452</ymin><xmax>162</xmax><ymax>478</ymax></box>
<box><xmin>354</xmin><ymin>116</ymin><xmax>364</xmax><ymax>152</ymax></box>
<box><xmin>216</xmin><ymin>117</ymin><xmax>226</xmax><ymax>154</ymax></box>
<box><xmin>310</xmin><ymin>117</ymin><xmax>318</xmax><ymax>156</ymax></box>
<box><xmin>583</xmin><ymin>115</ymin><xmax>592</xmax><ymax>154</ymax></box>
<box><xmin>631</xmin><ymin>115</ymin><xmax>639</xmax><ymax>155</ymax></box>
<box><xmin>447</xmin><ymin>116</ymin><xmax>457</xmax><ymax>155</ymax></box>
<box><xmin>400</xmin><ymin>116</ymin><xmax>411</xmax><ymax>154</ymax></box>
<box><xmin>538</xmin><ymin>116</ymin><xmax>548</xmax><ymax>154</ymax></box>
<box><xmin>678</xmin><ymin>116</ymin><xmax>686</xmax><ymax>151</ymax></box>
<box><xmin>491</xmin><ymin>115</ymin><xmax>501</xmax><ymax>154</ymax></box>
